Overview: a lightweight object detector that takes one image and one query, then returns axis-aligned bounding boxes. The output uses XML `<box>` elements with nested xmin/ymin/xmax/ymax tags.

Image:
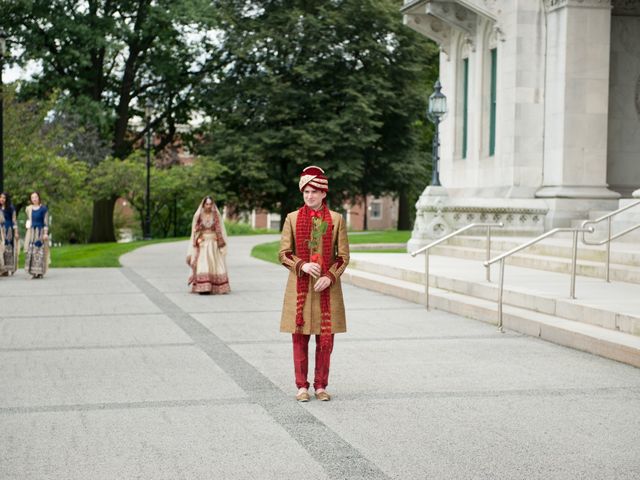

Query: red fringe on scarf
<box><xmin>295</xmin><ymin>204</ymin><xmax>334</xmax><ymax>350</ymax></box>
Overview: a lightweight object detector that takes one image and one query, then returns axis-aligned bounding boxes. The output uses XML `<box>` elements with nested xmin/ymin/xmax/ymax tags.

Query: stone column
<box><xmin>537</xmin><ymin>0</ymin><xmax>619</xmax><ymax>227</ymax></box>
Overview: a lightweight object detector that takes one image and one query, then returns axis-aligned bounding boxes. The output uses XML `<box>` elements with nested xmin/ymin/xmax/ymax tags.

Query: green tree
<box><xmin>3</xmin><ymin>86</ymin><xmax>89</xmax><ymax>214</ymax></box>
<box><xmin>90</xmin><ymin>154</ymin><xmax>227</xmax><ymax>239</ymax></box>
<box><xmin>2</xmin><ymin>0</ymin><xmax>219</xmax><ymax>241</ymax></box>
<box><xmin>198</xmin><ymin>0</ymin><xmax>437</xmax><ymax>229</ymax></box>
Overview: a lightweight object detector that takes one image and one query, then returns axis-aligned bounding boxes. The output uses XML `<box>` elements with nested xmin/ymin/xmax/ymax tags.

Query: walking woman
<box><xmin>186</xmin><ymin>196</ymin><xmax>230</xmax><ymax>294</ymax></box>
<box><xmin>0</xmin><ymin>192</ymin><xmax>19</xmax><ymax>276</ymax></box>
<box><xmin>24</xmin><ymin>191</ymin><xmax>50</xmax><ymax>279</ymax></box>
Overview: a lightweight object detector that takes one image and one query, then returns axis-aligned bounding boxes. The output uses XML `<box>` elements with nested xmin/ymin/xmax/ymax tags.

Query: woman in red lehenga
<box><xmin>186</xmin><ymin>196</ymin><xmax>230</xmax><ymax>294</ymax></box>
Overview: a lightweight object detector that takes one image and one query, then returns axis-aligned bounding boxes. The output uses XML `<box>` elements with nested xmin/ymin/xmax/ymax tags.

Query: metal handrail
<box><xmin>581</xmin><ymin>199</ymin><xmax>640</xmax><ymax>282</ymax></box>
<box><xmin>484</xmin><ymin>227</ymin><xmax>594</xmax><ymax>331</ymax></box>
<box><xmin>410</xmin><ymin>222</ymin><xmax>504</xmax><ymax>310</ymax></box>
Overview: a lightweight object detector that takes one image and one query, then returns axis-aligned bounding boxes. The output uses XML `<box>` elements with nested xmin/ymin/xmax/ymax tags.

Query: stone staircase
<box><xmin>432</xmin><ymin>236</ymin><xmax>640</xmax><ymax>284</ymax></box>
<box><xmin>572</xmin><ymin>198</ymin><xmax>640</xmax><ymax>244</ymax></box>
<box><xmin>342</xmin><ymin>237</ymin><xmax>640</xmax><ymax>368</ymax></box>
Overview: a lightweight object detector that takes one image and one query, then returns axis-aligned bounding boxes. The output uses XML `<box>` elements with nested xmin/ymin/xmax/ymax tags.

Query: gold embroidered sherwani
<box><xmin>279</xmin><ymin>209</ymin><xmax>349</xmax><ymax>334</ymax></box>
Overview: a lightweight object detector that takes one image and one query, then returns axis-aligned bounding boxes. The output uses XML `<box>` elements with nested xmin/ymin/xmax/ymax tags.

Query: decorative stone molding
<box><xmin>487</xmin><ymin>23</ymin><xmax>500</xmax><ymax>48</ymax></box>
<box><xmin>404</xmin><ymin>14</ymin><xmax>454</xmax><ymax>56</ymax></box>
<box><xmin>419</xmin><ymin>206</ymin><xmax>548</xmax><ymax>215</ymax></box>
<box><xmin>482</xmin><ymin>0</ymin><xmax>499</xmax><ymax>11</ymax></box>
<box><xmin>463</xmin><ymin>0</ymin><xmax>500</xmax><ymax>19</ymax></box>
<box><xmin>493</xmin><ymin>25</ymin><xmax>506</xmax><ymax>43</ymax></box>
<box><xmin>427</xmin><ymin>1</ymin><xmax>478</xmax><ymax>36</ymax></box>
<box><xmin>402</xmin><ymin>0</ymin><xmax>423</xmax><ymax>9</ymax></box>
<box><xmin>408</xmin><ymin>190</ymin><xmax>549</xmax><ymax>245</ymax></box>
<box><xmin>410</xmin><ymin>205</ymin><xmax>548</xmax><ymax>243</ymax></box>
<box><xmin>545</xmin><ymin>0</ymin><xmax>612</xmax><ymax>11</ymax></box>
<box><xmin>463</xmin><ymin>34</ymin><xmax>476</xmax><ymax>53</ymax></box>
<box><xmin>402</xmin><ymin>0</ymin><xmax>497</xmax><ymax>53</ymax></box>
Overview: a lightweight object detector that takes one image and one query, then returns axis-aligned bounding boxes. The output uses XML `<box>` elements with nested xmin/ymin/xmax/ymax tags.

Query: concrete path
<box><xmin>1</xmin><ymin>236</ymin><xmax>639</xmax><ymax>480</ymax></box>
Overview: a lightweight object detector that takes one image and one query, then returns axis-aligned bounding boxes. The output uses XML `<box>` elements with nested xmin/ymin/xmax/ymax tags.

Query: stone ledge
<box><xmin>342</xmin><ymin>267</ymin><xmax>640</xmax><ymax>368</ymax></box>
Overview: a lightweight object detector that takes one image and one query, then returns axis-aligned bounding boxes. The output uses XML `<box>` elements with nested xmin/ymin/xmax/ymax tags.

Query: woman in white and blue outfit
<box><xmin>0</xmin><ymin>192</ymin><xmax>19</xmax><ymax>276</ymax></box>
<box><xmin>24</xmin><ymin>191</ymin><xmax>50</xmax><ymax>278</ymax></box>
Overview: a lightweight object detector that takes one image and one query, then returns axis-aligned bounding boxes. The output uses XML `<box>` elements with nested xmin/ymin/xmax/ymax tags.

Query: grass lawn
<box><xmin>348</xmin><ymin>230</ymin><xmax>411</xmax><ymax>244</ymax></box>
<box><xmin>20</xmin><ymin>237</ymin><xmax>189</xmax><ymax>268</ymax></box>
<box><xmin>251</xmin><ymin>230</ymin><xmax>411</xmax><ymax>265</ymax></box>
<box><xmin>19</xmin><ymin>224</ymin><xmax>281</xmax><ymax>268</ymax></box>
<box><xmin>38</xmin><ymin>229</ymin><xmax>409</xmax><ymax>268</ymax></box>
<box><xmin>251</xmin><ymin>241</ymin><xmax>281</xmax><ymax>265</ymax></box>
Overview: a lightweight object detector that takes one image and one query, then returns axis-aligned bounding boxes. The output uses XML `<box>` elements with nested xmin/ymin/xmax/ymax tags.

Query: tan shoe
<box><xmin>314</xmin><ymin>390</ymin><xmax>331</xmax><ymax>401</ymax></box>
<box><xmin>296</xmin><ymin>389</ymin><xmax>310</xmax><ymax>402</ymax></box>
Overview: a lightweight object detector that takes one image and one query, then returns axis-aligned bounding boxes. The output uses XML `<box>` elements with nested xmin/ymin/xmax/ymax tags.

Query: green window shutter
<box><xmin>462</xmin><ymin>58</ymin><xmax>469</xmax><ymax>159</ymax></box>
<box><xmin>489</xmin><ymin>48</ymin><xmax>497</xmax><ymax>156</ymax></box>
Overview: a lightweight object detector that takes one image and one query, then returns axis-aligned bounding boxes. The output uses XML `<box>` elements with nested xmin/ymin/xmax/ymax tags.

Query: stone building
<box><xmin>342</xmin><ymin>196</ymin><xmax>399</xmax><ymax>231</ymax></box>
<box><xmin>402</xmin><ymin>0</ymin><xmax>640</xmax><ymax>250</ymax></box>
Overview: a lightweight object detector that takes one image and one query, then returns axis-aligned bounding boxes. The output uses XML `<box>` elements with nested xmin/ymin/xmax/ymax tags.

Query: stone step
<box><xmin>427</xmin><ymin>244</ymin><xmax>640</xmax><ymax>283</ymax></box>
<box><xmin>574</xmin><ymin>217</ymin><xmax>640</xmax><ymax>229</ymax></box>
<box><xmin>571</xmin><ymin>218</ymin><xmax>640</xmax><ymax>243</ymax></box>
<box><xmin>588</xmin><ymin>203</ymin><xmax>640</xmax><ymax>221</ymax></box>
<box><xmin>349</xmin><ymin>257</ymin><xmax>640</xmax><ymax>335</ymax></box>
<box><xmin>445</xmin><ymin>235</ymin><xmax>640</xmax><ymax>266</ymax></box>
<box><xmin>351</xmin><ymin>243</ymin><xmax>405</xmax><ymax>251</ymax></box>
<box><xmin>342</xmin><ymin>268</ymin><xmax>640</xmax><ymax>368</ymax></box>
<box><xmin>588</xmin><ymin>210</ymin><xmax>615</xmax><ymax>221</ymax></box>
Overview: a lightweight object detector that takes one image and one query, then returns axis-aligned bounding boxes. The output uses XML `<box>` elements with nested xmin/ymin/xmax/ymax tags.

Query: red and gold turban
<box><xmin>298</xmin><ymin>166</ymin><xmax>329</xmax><ymax>192</ymax></box>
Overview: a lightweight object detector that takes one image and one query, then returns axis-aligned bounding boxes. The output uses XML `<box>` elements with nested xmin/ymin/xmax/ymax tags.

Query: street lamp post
<box><xmin>427</xmin><ymin>80</ymin><xmax>448</xmax><ymax>187</ymax></box>
<box><xmin>0</xmin><ymin>30</ymin><xmax>6</xmax><ymax>193</ymax></box>
<box><xmin>144</xmin><ymin>100</ymin><xmax>152</xmax><ymax>240</ymax></box>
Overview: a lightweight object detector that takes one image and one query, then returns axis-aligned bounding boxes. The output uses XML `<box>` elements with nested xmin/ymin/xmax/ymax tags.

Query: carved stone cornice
<box><xmin>427</xmin><ymin>1</ymin><xmax>478</xmax><ymax>36</ymax></box>
<box><xmin>482</xmin><ymin>0</ymin><xmax>499</xmax><ymax>11</ymax></box>
<box><xmin>459</xmin><ymin>0</ymin><xmax>500</xmax><ymax>20</ymax></box>
<box><xmin>545</xmin><ymin>0</ymin><xmax>612</xmax><ymax>12</ymax></box>
<box><xmin>403</xmin><ymin>13</ymin><xmax>454</xmax><ymax>56</ymax></box>
<box><xmin>420</xmin><ymin>205</ymin><xmax>548</xmax><ymax>214</ymax></box>
<box><xmin>402</xmin><ymin>0</ymin><xmax>499</xmax><ymax>53</ymax></box>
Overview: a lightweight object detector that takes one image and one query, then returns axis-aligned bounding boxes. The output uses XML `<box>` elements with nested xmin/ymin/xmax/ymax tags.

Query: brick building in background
<box><xmin>249</xmin><ymin>195</ymin><xmax>399</xmax><ymax>231</ymax></box>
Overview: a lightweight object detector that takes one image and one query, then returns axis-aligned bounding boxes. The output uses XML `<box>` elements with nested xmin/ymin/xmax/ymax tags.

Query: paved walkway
<box><xmin>1</xmin><ymin>236</ymin><xmax>639</xmax><ymax>479</ymax></box>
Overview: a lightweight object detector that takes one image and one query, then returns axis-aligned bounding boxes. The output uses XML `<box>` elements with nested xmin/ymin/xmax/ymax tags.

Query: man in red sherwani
<box><xmin>279</xmin><ymin>166</ymin><xmax>350</xmax><ymax>402</ymax></box>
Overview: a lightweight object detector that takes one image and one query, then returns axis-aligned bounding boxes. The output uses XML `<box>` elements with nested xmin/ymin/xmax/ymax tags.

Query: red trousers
<box><xmin>292</xmin><ymin>333</ymin><xmax>334</xmax><ymax>390</ymax></box>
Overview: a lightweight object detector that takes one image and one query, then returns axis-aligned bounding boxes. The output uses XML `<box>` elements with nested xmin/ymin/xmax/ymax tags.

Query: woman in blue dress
<box><xmin>0</xmin><ymin>192</ymin><xmax>19</xmax><ymax>276</ymax></box>
<box><xmin>24</xmin><ymin>191</ymin><xmax>50</xmax><ymax>278</ymax></box>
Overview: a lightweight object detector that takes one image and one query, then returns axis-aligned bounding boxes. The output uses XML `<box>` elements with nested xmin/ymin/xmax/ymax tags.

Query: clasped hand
<box><xmin>301</xmin><ymin>262</ymin><xmax>331</xmax><ymax>292</ymax></box>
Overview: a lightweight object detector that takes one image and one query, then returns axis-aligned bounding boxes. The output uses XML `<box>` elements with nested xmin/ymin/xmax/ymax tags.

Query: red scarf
<box><xmin>295</xmin><ymin>204</ymin><xmax>334</xmax><ymax>350</ymax></box>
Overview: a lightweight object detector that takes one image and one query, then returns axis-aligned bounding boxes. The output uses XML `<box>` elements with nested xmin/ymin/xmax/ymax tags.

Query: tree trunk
<box><xmin>279</xmin><ymin>194</ymin><xmax>300</xmax><ymax>231</ymax></box>
<box><xmin>173</xmin><ymin>196</ymin><xmax>178</xmax><ymax>237</ymax></box>
<box><xmin>112</xmin><ymin>0</ymin><xmax>152</xmax><ymax>158</ymax></box>
<box><xmin>362</xmin><ymin>194</ymin><xmax>368</xmax><ymax>231</ymax></box>
<box><xmin>397</xmin><ymin>189</ymin><xmax>412</xmax><ymax>230</ymax></box>
<box><xmin>89</xmin><ymin>197</ymin><xmax>117</xmax><ymax>243</ymax></box>
<box><xmin>279</xmin><ymin>203</ymin><xmax>287</xmax><ymax>232</ymax></box>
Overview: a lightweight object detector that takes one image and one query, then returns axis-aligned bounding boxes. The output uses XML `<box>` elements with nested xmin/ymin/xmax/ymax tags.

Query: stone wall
<box><xmin>402</xmin><ymin>0</ymin><xmax>637</xmax><ymax>245</ymax></box>
<box><xmin>607</xmin><ymin>14</ymin><xmax>640</xmax><ymax>197</ymax></box>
